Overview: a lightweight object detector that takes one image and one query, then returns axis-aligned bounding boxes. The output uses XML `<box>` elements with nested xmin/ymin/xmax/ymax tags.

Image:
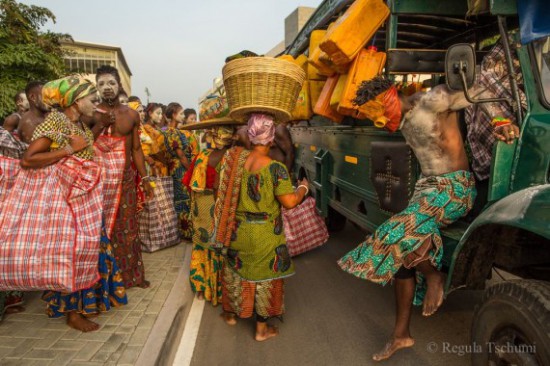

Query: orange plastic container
<box><xmin>320</xmin><ymin>0</ymin><xmax>390</xmax><ymax>66</ymax></box>
<box><xmin>291</xmin><ymin>80</ymin><xmax>312</xmax><ymax>121</ymax></box>
<box><xmin>309</xmin><ymin>80</ymin><xmax>326</xmax><ymax>111</ymax></box>
<box><xmin>307</xmin><ymin>30</ymin><xmax>329</xmax><ymax>80</ymax></box>
<box><xmin>337</xmin><ymin>46</ymin><xmax>386</xmax><ymax>117</ymax></box>
<box><xmin>313</xmin><ymin>75</ymin><xmax>344</xmax><ymax>123</ymax></box>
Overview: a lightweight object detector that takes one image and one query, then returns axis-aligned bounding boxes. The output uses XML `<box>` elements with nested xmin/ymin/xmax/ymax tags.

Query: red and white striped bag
<box><xmin>0</xmin><ymin>136</ymin><xmax>125</xmax><ymax>292</ymax></box>
<box><xmin>0</xmin><ymin>156</ymin><xmax>102</xmax><ymax>292</ymax></box>
<box><xmin>282</xmin><ymin>196</ymin><xmax>329</xmax><ymax>257</ymax></box>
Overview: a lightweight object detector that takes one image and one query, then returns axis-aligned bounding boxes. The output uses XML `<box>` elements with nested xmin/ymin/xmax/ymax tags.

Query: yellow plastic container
<box><xmin>319</xmin><ymin>52</ymin><xmax>350</xmax><ymax>74</ymax></box>
<box><xmin>277</xmin><ymin>54</ymin><xmax>295</xmax><ymax>62</ymax></box>
<box><xmin>313</xmin><ymin>75</ymin><xmax>344</xmax><ymax>123</ymax></box>
<box><xmin>294</xmin><ymin>54</ymin><xmax>309</xmax><ymax>74</ymax></box>
<box><xmin>308</xmin><ymin>30</ymin><xmax>329</xmax><ymax>80</ymax></box>
<box><xmin>320</xmin><ymin>0</ymin><xmax>390</xmax><ymax>66</ymax></box>
<box><xmin>291</xmin><ymin>80</ymin><xmax>312</xmax><ymax>121</ymax></box>
<box><xmin>309</xmin><ymin>80</ymin><xmax>326</xmax><ymax>111</ymax></box>
<box><xmin>309</xmin><ymin>47</ymin><xmax>336</xmax><ymax>77</ymax></box>
<box><xmin>330</xmin><ymin>74</ymin><xmax>348</xmax><ymax>111</ymax></box>
<box><xmin>337</xmin><ymin>46</ymin><xmax>386</xmax><ymax>117</ymax></box>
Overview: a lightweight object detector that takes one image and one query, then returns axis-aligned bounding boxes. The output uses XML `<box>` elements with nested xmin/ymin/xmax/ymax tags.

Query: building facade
<box><xmin>61</xmin><ymin>40</ymin><xmax>132</xmax><ymax>95</ymax></box>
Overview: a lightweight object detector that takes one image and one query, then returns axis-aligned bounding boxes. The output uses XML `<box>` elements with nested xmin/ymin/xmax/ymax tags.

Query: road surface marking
<box><xmin>173</xmin><ymin>297</ymin><xmax>205</xmax><ymax>366</ymax></box>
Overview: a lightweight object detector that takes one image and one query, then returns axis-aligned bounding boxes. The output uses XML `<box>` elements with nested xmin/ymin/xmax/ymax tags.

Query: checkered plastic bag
<box><xmin>0</xmin><ymin>156</ymin><xmax>103</xmax><ymax>292</ymax></box>
<box><xmin>282</xmin><ymin>196</ymin><xmax>329</xmax><ymax>256</ymax></box>
<box><xmin>139</xmin><ymin>176</ymin><xmax>181</xmax><ymax>252</ymax></box>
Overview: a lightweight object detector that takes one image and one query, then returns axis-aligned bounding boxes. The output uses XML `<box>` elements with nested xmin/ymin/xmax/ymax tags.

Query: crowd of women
<box><xmin>0</xmin><ymin>66</ymin><xmax>311</xmax><ymax>342</ymax></box>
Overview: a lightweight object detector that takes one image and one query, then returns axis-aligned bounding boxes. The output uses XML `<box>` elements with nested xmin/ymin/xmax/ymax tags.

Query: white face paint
<box><xmin>97</xmin><ymin>74</ymin><xmax>120</xmax><ymax>102</ymax></box>
<box><xmin>18</xmin><ymin>93</ymin><xmax>29</xmax><ymax>112</ymax></box>
<box><xmin>77</xmin><ymin>93</ymin><xmax>100</xmax><ymax>117</ymax></box>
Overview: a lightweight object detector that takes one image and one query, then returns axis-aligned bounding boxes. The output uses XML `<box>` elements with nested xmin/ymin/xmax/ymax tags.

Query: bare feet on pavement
<box><xmin>220</xmin><ymin>312</ymin><xmax>237</xmax><ymax>325</ymax></box>
<box><xmin>423</xmin><ymin>272</ymin><xmax>445</xmax><ymax>316</ymax></box>
<box><xmin>372</xmin><ymin>337</ymin><xmax>415</xmax><ymax>361</ymax></box>
<box><xmin>255</xmin><ymin>324</ymin><xmax>279</xmax><ymax>342</ymax></box>
<box><xmin>67</xmin><ymin>311</ymin><xmax>100</xmax><ymax>332</ymax></box>
<box><xmin>138</xmin><ymin>280</ymin><xmax>151</xmax><ymax>289</ymax></box>
<box><xmin>4</xmin><ymin>305</ymin><xmax>25</xmax><ymax>315</ymax></box>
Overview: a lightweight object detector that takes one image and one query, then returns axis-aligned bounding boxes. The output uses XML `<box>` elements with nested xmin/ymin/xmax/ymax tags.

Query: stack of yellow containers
<box><xmin>306</xmin><ymin>0</ymin><xmax>390</xmax><ymax>124</ymax></box>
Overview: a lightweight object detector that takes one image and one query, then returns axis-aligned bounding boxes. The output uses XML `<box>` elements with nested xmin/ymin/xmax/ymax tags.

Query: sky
<box><xmin>20</xmin><ymin>0</ymin><xmax>323</xmax><ymax>111</ymax></box>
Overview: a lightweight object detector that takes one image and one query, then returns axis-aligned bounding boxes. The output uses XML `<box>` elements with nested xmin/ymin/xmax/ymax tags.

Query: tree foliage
<box><xmin>0</xmin><ymin>0</ymin><xmax>71</xmax><ymax>120</ymax></box>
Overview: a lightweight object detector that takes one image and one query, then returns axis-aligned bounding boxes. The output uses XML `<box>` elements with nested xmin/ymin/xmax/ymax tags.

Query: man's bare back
<box><xmin>401</xmin><ymin>85</ymin><xmax>470</xmax><ymax>176</ymax></box>
<box><xmin>18</xmin><ymin>112</ymin><xmax>46</xmax><ymax>144</ymax></box>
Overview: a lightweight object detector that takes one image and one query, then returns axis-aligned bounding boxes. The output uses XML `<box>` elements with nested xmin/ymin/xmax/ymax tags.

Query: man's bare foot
<box><xmin>66</xmin><ymin>311</ymin><xmax>100</xmax><ymax>332</ymax></box>
<box><xmin>372</xmin><ymin>337</ymin><xmax>415</xmax><ymax>361</ymax></box>
<box><xmin>422</xmin><ymin>272</ymin><xmax>445</xmax><ymax>316</ymax></box>
<box><xmin>138</xmin><ymin>280</ymin><xmax>151</xmax><ymax>289</ymax></box>
<box><xmin>4</xmin><ymin>305</ymin><xmax>25</xmax><ymax>315</ymax></box>
<box><xmin>196</xmin><ymin>291</ymin><xmax>205</xmax><ymax>300</ymax></box>
<box><xmin>220</xmin><ymin>312</ymin><xmax>237</xmax><ymax>325</ymax></box>
<box><xmin>255</xmin><ymin>323</ymin><xmax>279</xmax><ymax>342</ymax></box>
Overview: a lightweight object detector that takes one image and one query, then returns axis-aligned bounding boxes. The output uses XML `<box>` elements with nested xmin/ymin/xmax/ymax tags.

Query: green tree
<box><xmin>0</xmin><ymin>0</ymin><xmax>70</xmax><ymax>120</ymax></box>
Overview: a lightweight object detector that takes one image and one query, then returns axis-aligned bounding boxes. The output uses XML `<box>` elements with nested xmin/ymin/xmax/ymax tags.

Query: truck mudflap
<box><xmin>446</xmin><ymin>184</ymin><xmax>550</xmax><ymax>293</ymax></box>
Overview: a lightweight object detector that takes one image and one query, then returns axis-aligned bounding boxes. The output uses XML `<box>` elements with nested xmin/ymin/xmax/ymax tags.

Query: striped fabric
<box><xmin>282</xmin><ymin>197</ymin><xmax>329</xmax><ymax>257</ymax></box>
<box><xmin>0</xmin><ymin>156</ymin><xmax>102</xmax><ymax>292</ymax></box>
<box><xmin>0</xmin><ymin>136</ymin><xmax>126</xmax><ymax>292</ymax></box>
<box><xmin>139</xmin><ymin>176</ymin><xmax>181</xmax><ymax>252</ymax></box>
<box><xmin>93</xmin><ymin>136</ymin><xmax>126</xmax><ymax>238</ymax></box>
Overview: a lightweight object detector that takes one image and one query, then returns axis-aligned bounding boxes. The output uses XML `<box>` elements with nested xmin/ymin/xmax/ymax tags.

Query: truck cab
<box><xmin>286</xmin><ymin>1</ymin><xmax>550</xmax><ymax>364</ymax></box>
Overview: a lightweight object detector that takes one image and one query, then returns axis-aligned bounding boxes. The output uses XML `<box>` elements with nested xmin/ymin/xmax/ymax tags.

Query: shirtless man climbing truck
<box><xmin>338</xmin><ymin>77</ymin><xmax>478</xmax><ymax>361</ymax></box>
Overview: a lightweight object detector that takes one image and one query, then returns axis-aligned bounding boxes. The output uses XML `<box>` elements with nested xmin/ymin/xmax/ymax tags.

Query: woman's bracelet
<box><xmin>141</xmin><ymin>175</ymin><xmax>152</xmax><ymax>181</ymax></box>
<box><xmin>64</xmin><ymin>145</ymin><xmax>75</xmax><ymax>156</ymax></box>
<box><xmin>297</xmin><ymin>184</ymin><xmax>309</xmax><ymax>196</ymax></box>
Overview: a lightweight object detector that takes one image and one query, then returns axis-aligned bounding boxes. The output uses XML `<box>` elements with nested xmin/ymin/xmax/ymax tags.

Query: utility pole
<box><xmin>144</xmin><ymin>87</ymin><xmax>151</xmax><ymax>105</ymax></box>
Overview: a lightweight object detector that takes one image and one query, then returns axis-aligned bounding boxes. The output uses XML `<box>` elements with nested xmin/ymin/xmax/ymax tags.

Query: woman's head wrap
<box><xmin>247</xmin><ymin>113</ymin><xmax>275</xmax><ymax>145</ymax></box>
<box><xmin>212</xmin><ymin>126</ymin><xmax>235</xmax><ymax>148</ymax></box>
<box><xmin>128</xmin><ymin>101</ymin><xmax>141</xmax><ymax>111</ymax></box>
<box><xmin>42</xmin><ymin>75</ymin><xmax>97</xmax><ymax>108</ymax></box>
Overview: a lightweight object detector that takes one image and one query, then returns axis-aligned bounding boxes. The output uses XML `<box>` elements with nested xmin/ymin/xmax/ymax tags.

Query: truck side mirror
<box><xmin>446</xmin><ymin>43</ymin><xmax>476</xmax><ymax>91</ymax></box>
<box><xmin>445</xmin><ymin>43</ymin><xmax>511</xmax><ymax>107</ymax></box>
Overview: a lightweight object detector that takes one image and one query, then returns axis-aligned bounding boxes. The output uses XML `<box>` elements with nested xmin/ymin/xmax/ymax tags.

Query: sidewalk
<box><xmin>0</xmin><ymin>242</ymin><xmax>188</xmax><ymax>366</ymax></box>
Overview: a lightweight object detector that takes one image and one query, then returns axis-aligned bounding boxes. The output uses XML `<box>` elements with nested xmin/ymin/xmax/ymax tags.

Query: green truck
<box><xmin>286</xmin><ymin>1</ymin><xmax>550</xmax><ymax>364</ymax></box>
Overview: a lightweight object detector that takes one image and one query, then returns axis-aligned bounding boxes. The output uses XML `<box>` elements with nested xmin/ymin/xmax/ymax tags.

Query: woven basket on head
<box><xmin>222</xmin><ymin>57</ymin><xmax>306</xmax><ymax>123</ymax></box>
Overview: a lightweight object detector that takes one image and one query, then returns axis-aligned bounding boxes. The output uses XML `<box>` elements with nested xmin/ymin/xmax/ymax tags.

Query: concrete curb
<box><xmin>135</xmin><ymin>243</ymin><xmax>194</xmax><ymax>366</ymax></box>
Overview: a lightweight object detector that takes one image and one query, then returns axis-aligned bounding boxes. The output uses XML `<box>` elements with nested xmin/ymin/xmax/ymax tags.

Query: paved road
<box><xmin>189</xmin><ymin>224</ymin><xmax>482</xmax><ymax>366</ymax></box>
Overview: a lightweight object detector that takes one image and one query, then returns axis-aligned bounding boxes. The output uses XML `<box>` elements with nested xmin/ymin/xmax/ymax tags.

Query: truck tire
<box><xmin>325</xmin><ymin>207</ymin><xmax>346</xmax><ymax>232</ymax></box>
<box><xmin>471</xmin><ymin>280</ymin><xmax>550</xmax><ymax>366</ymax></box>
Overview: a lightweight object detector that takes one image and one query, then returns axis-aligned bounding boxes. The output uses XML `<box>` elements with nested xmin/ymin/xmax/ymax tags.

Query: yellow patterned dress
<box><xmin>188</xmin><ymin>150</ymin><xmax>223</xmax><ymax>305</ymax></box>
<box><xmin>34</xmin><ymin>110</ymin><xmax>128</xmax><ymax>317</ymax></box>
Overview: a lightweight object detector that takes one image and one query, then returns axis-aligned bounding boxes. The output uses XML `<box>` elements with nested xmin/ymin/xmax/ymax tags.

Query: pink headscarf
<box><xmin>247</xmin><ymin>113</ymin><xmax>275</xmax><ymax>145</ymax></box>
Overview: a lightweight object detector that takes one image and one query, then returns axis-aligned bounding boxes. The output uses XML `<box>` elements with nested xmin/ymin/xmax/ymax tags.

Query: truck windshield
<box><xmin>532</xmin><ymin>36</ymin><xmax>550</xmax><ymax>107</ymax></box>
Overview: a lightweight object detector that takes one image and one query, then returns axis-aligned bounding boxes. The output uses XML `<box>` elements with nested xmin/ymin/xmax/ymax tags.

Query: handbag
<box><xmin>139</xmin><ymin>176</ymin><xmax>181</xmax><ymax>252</ymax></box>
<box><xmin>282</xmin><ymin>196</ymin><xmax>329</xmax><ymax>257</ymax></box>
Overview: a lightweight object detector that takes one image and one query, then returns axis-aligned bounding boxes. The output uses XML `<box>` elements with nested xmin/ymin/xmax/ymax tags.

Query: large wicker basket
<box><xmin>222</xmin><ymin>57</ymin><xmax>306</xmax><ymax>123</ymax></box>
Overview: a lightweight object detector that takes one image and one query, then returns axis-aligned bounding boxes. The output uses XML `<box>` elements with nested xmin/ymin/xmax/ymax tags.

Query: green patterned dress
<box><xmin>222</xmin><ymin>160</ymin><xmax>295</xmax><ymax>319</ymax></box>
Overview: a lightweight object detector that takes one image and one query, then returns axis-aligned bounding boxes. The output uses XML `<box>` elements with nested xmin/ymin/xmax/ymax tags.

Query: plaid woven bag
<box><xmin>282</xmin><ymin>196</ymin><xmax>329</xmax><ymax>257</ymax></box>
<box><xmin>139</xmin><ymin>176</ymin><xmax>181</xmax><ymax>252</ymax></box>
<box><xmin>0</xmin><ymin>156</ymin><xmax>103</xmax><ymax>292</ymax></box>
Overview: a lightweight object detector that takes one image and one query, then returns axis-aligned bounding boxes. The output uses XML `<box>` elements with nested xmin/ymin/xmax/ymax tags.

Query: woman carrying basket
<box><xmin>214</xmin><ymin>113</ymin><xmax>309</xmax><ymax>341</ymax></box>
